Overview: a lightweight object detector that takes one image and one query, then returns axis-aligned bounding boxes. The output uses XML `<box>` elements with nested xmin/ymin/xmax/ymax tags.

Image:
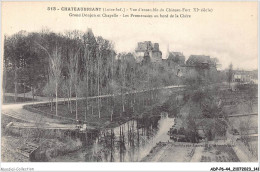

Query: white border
<box><xmin>1</xmin><ymin>162</ymin><xmax>260</xmax><ymax>172</ymax></box>
<box><xmin>0</xmin><ymin>0</ymin><xmax>259</xmax><ymax>172</ymax></box>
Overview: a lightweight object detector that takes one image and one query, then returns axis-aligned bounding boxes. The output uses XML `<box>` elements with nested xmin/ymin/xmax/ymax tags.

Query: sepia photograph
<box><xmin>0</xmin><ymin>1</ymin><xmax>259</xmax><ymax>171</ymax></box>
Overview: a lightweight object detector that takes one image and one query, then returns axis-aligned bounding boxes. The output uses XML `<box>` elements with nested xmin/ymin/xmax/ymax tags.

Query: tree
<box><xmin>116</xmin><ymin>53</ymin><xmax>128</xmax><ymax>115</ymax></box>
<box><xmin>68</xmin><ymin>49</ymin><xmax>80</xmax><ymax>120</ymax></box>
<box><xmin>244</xmin><ymin>85</ymin><xmax>257</xmax><ymax>112</ymax></box>
<box><xmin>4</xmin><ymin>32</ymin><xmax>28</xmax><ymax>102</ymax></box>
<box><xmin>42</xmin><ymin>73</ymin><xmax>55</xmax><ymax>111</ymax></box>
<box><xmin>80</xmin><ymin>43</ymin><xmax>91</xmax><ymax>122</ymax></box>
<box><xmin>37</xmin><ymin>42</ymin><xmax>62</xmax><ymax>116</ymax></box>
<box><xmin>95</xmin><ymin>36</ymin><xmax>116</xmax><ymax>119</ymax></box>
<box><xmin>227</xmin><ymin>63</ymin><xmax>233</xmax><ymax>88</ymax></box>
<box><xmin>49</xmin><ymin>47</ymin><xmax>62</xmax><ymax>116</ymax></box>
<box><xmin>97</xmin><ymin>46</ymin><xmax>101</xmax><ymax>118</ymax></box>
<box><xmin>185</xmin><ymin>114</ymin><xmax>199</xmax><ymax>143</ymax></box>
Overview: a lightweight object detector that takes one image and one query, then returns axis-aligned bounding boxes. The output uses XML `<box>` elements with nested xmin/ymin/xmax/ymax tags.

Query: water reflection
<box><xmin>82</xmin><ymin>113</ymin><xmax>174</xmax><ymax>162</ymax></box>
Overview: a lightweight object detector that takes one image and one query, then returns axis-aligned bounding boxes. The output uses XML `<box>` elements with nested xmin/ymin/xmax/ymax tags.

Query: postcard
<box><xmin>1</xmin><ymin>1</ymin><xmax>258</xmax><ymax>171</ymax></box>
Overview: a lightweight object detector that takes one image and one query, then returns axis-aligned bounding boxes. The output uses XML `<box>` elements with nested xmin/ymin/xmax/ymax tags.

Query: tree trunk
<box><xmin>50</xmin><ymin>96</ymin><xmax>53</xmax><ymax>111</ymax></box>
<box><xmin>85</xmin><ymin>98</ymin><xmax>88</xmax><ymax>122</ymax></box>
<box><xmin>14</xmin><ymin>64</ymin><xmax>17</xmax><ymax>103</ymax></box>
<box><xmin>111</xmin><ymin>109</ymin><xmax>113</xmax><ymax>122</ymax></box>
<box><xmin>23</xmin><ymin>83</ymin><xmax>25</xmax><ymax>98</ymax></box>
<box><xmin>97</xmin><ymin>54</ymin><xmax>101</xmax><ymax>119</ymax></box>
<box><xmin>55</xmin><ymin>82</ymin><xmax>58</xmax><ymax>116</ymax></box>
<box><xmin>32</xmin><ymin>87</ymin><xmax>34</xmax><ymax>100</ymax></box>
<box><xmin>106</xmin><ymin>84</ymin><xmax>109</xmax><ymax>105</ymax></box>
<box><xmin>67</xmin><ymin>89</ymin><xmax>70</xmax><ymax>108</ymax></box>
<box><xmin>85</xmin><ymin>107</ymin><xmax>87</xmax><ymax>122</ymax></box>
<box><xmin>122</xmin><ymin>89</ymin><xmax>125</xmax><ymax>113</ymax></box>
<box><xmin>85</xmin><ymin>50</ymin><xmax>89</xmax><ymax>122</ymax></box>
<box><xmin>69</xmin><ymin>85</ymin><xmax>72</xmax><ymax>113</ymax></box>
<box><xmin>75</xmin><ymin>85</ymin><xmax>78</xmax><ymax>120</ymax></box>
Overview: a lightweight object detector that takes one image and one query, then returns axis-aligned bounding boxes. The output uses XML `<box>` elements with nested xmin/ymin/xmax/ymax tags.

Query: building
<box><xmin>186</xmin><ymin>55</ymin><xmax>216</xmax><ymax>68</ymax></box>
<box><xmin>135</xmin><ymin>41</ymin><xmax>162</xmax><ymax>63</ymax></box>
<box><xmin>167</xmin><ymin>52</ymin><xmax>185</xmax><ymax>65</ymax></box>
<box><xmin>165</xmin><ymin>52</ymin><xmax>186</xmax><ymax>77</ymax></box>
<box><xmin>232</xmin><ymin>70</ymin><xmax>257</xmax><ymax>83</ymax></box>
<box><xmin>185</xmin><ymin>55</ymin><xmax>218</xmax><ymax>80</ymax></box>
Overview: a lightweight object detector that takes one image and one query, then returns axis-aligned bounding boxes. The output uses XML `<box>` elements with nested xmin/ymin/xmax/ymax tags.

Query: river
<box><xmin>54</xmin><ymin>113</ymin><xmax>174</xmax><ymax>162</ymax></box>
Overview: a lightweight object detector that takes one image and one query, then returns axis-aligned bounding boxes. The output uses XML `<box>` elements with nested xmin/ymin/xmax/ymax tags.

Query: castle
<box><xmin>134</xmin><ymin>41</ymin><xmax>162</xmax><ymax>63</ymax></box>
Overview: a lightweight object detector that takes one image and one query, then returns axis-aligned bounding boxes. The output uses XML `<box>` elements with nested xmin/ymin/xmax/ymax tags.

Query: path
<box><xmin>2</xmin><ymin>85</ymin><xmax>185</xmax><ymax>129</ymax></box>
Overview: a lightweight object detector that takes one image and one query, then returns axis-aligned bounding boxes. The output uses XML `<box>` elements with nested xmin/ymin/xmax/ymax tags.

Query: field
<box><xmin>142</xmin><ymin>142</ymin><xmax>240</xmax><ymax>162</ymax></box>
<box><xmin>197</xmin><ymin>144</ymin><xmax>240</xmax><ymax>162</ymax></box>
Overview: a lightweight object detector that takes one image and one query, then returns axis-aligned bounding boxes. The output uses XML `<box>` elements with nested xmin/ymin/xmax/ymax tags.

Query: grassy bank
<box><xmin>25</xmin><ymin>89</ymin><xmax>179</xmax><ymax>128</ymax></box>
<box><xmin>1</xmin><ymin>114</ymin><xmax>83</xmax><ymax>162</ymax></box>
<box><xmin>1</xmin><ymin>135</ymin><xmax>82</xmax><ymax>162</ymax></box>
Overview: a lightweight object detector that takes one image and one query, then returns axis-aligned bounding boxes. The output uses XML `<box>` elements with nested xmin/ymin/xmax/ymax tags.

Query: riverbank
<box><xmin>46</xmin><ymin>115</ymin><xmax>175</xmax><ymax>162</ymax></box>
<box><xmin>2</xmin><ymin>89</ymin><xmax>180</xmax><ymax>162</ymax></box>
<box><xmin>1</xmin><ymin>114</ymin><xmax>84</xmax><ymax>162</ymax></box>
<box><xmin>1</xmin><ymin>135</ymin><xmax>82</xmax><ymax>162</ymax></box>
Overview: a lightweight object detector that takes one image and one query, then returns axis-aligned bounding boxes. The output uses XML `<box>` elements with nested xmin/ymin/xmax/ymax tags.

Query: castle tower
<box><xmin>135</xmin><ymin>41</ymin><xmax>162</xmax><ymax>63</ymax></box>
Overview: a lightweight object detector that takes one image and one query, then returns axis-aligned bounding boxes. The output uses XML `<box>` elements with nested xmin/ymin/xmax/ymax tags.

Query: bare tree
<box><xmin>67</xmin><ymin>56</ymin><xmax>73</xmax><ymax>113</ymax></box>
<box><xmin>36</xmin><ymin>42</ymin><xmax>62</xmax><ymax>116</ymax></box>
<box><xmin>68</xmin><ymin>49</ymin><xmax>80</xmax><ymax>120</ymax></box>
<box><xmin>42</xmin><ymin>73</ymin><xmax>55</xmax><ymax>111</ymax></box>
<box><xmin>227</xmin><ymin>63</ymin><xmax>233</xmax><ymax>89</ymax></box>
<box><xmin>49</xmin><ymin>47</ymin><xmax>62</xmax><ymax>116</ymax></box>
<box><xmin>82</xmin><ymin>44</ymin><xmax>90</xmax><ymax>122</ymax></box>
<box><xmin>97</xmin><ymin>45</ymin><xmax>101</xmax><ymax>119</ymax></box>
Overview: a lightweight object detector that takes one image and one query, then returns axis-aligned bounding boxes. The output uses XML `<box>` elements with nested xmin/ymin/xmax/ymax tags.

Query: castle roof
<box><xmin>135</xmin><ymin>41</ymin><xmax>160</xmax><ymax>52</ymax></box>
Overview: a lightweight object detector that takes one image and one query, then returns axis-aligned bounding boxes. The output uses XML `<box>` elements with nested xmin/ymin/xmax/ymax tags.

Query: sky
<box><xmin>2</xmin><ymin>1</ymin><xmax>258</xmax><ymax>70</ymax></box>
